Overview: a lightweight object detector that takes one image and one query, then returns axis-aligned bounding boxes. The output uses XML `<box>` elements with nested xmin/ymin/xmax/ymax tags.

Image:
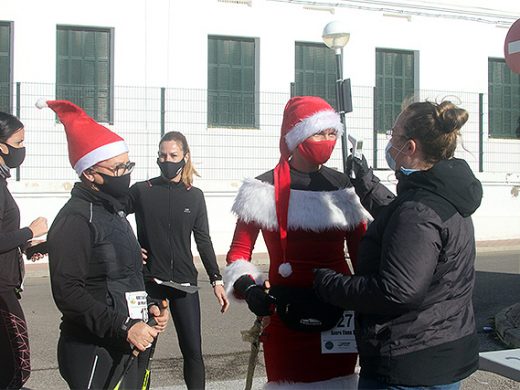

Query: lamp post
<box><xmin>322</xmin><ymin>21</ymin><xmax>350</xmax><ymax>174</ymax></box>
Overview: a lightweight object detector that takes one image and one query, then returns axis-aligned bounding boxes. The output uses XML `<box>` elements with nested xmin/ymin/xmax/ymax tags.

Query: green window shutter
<box><xmin>56</xmin><ymin>26</ymin><xmax>112</xmax><ymax>123</ymax></box>
<box><xmin>208</xmin><ymin>36</ymin><xmax>256</xmax><ymax>128</ymax></box>
<box><xmin>488</xmin><ymin>58</ymin><xmax>520</xmax><ymax>138</ymax></box>
<box><xmin>0</xmin><ymin>22</ymin><xmax>12</xmax><ymax>113</ymax></box>
<box><xmin>375</xmin><ymin>49</ymin><xmax>415</xmax><ymax>132</ymax></box>
<box><xmin>294</xmin><ymin>42</ymin><xmax>336</xmax><ymax>109</ymax></box>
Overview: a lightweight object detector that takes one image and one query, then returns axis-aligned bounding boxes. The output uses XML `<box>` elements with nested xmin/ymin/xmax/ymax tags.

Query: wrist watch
<box><xmin>211</xmin><ymin>280</ymin><xmax>224</xmax><ymax>287</ymax></box>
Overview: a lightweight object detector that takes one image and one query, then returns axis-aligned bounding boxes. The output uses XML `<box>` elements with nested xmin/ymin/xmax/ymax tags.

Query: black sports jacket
<box><xmin>126</xmin><ymin>177</ymin><xmax>222</xmax><ymax>286</ymax></box>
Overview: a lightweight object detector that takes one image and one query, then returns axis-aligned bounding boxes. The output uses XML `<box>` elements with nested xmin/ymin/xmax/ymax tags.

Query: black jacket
<box><xmin>126</xmin><ymin>177</ymin><xmax>221</xmax><ymax>286</ymax></box>
<box><xmin>48</xmin><ymin>183</ymin><xmax>146</xmax><ymax>349</ymax></box>
<box><xmin>0</xmin><ymin>177</ymin><xmax>33</xmax><ymax>293</ymax></box>
<box><xmin>315</xmin><ymin>158</ymin><xmax>482</xmax><ymax>386</ymax></box>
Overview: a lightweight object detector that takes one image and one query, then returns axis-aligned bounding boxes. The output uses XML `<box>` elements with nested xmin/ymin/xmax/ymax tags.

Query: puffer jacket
<box><xmin>48</xmin><ymin>183</ymin><xmax>147</xmax><ymax>350</ymax></box>
<box><xmin>315</xmin><ymin>158</ymin><xmax>482</xmax><ymax>386</ymax></box>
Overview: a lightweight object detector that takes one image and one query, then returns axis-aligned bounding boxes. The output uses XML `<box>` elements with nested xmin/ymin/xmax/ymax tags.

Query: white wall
<box><xmin>4</xmin><ymin>0</ymin><xmax>520</xmax><ymax>261</ymax></box>
<box><xmin>4</xmin><ymin>0</ymin><xmax>519</xmax><ymax>90</ymax></box>
<box><xmin>12</xmin><ymin>172</ymin><xmax>520</xmax><ymax>265</ymax></box>
<box><xmin>5</xmin><ymin>0</ymin><xmax>519</xmax><ymax>177</ymax></box>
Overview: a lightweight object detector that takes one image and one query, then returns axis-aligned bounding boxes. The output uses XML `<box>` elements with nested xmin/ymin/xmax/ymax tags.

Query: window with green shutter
<box><xmin>208</xmin><ymin>36</ymin><xmax>256</xmax><ymax>128</ymax></box>
<box><xmin>56</xmin><ymin>26</ymin><xmax>113</xmax><ymax>123</ymax></box>
<box><xmin>375</xmin><ymin>49</ymin><xmax>415</xmax><ymax>132</ymax></box>
<box><xmin>0</xmin><ymin>21</ymin><xmax>13</xmax><ymax>113</ymax></box>
<box><xmin>488</xmin><ymin>58</ymin><xmax>520</xmax><ymax>138</ymax></box>
<box><xmin>294</xmin><ymin>42</ymin><xmax>337</xmax><ymax>109</ymax></box>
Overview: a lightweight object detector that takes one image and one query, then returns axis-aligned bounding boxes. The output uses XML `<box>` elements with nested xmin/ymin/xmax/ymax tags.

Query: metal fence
<box><xmin>8</xmin><ymin>82</ymin><xmax>520</xmax><ymax>183</ymax></box>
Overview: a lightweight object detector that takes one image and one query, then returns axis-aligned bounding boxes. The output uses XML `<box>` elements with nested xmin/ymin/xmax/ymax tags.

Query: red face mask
<box><xmin>297</xmin><ymin>138</ymin><xmax>336</xmax><ymax>165</ymax></box>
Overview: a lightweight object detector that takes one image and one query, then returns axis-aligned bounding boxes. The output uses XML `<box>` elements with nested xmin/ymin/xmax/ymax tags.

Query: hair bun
<box><xmin>436</xmin><ymin>101</ymin><xmax>468</xmax><ymax>134</ymax></box>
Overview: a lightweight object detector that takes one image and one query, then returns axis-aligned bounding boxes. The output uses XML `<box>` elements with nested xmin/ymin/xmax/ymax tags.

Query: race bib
<box><xmin>125</xmin><ymin>291</ymin><xmax>148</xmax><ymax>321</ymax></box>
<box><xmin>321</xmin><ymin>310</ymin><xmax>357</xmax><ymax>354</ymax></box>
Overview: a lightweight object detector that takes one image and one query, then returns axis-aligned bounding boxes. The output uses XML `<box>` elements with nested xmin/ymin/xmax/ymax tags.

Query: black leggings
<box><xmin>146</xmin><ymin>283</ymin><xmax>204</xmax><ymax>390</ymax></box>
<box><xmin>57</xmin><ymin>334</ymin><xmax>151</xmax><ymax>390</ymax></box>
<box><xmin>0</xmin><ymin>290</ymin><xmax>30</xmax><ymax>389</ymax></box>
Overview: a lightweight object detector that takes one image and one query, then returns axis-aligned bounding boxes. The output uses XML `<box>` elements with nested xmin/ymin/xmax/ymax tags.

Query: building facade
<box><xmin>2</xmin><ymin>0</ymin><xmax>520</xmax><ymax>252</ymax></box>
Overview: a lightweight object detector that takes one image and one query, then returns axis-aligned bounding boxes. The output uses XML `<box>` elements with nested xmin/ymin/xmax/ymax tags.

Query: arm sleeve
<box><xmin>351</xmin><ymin>169</ymin><xmax>395</xmax><ymax>219</ymax></box>
<box><xmin>345</xmin><ymin>221</ymin><xmax>367</xmax><ymax>273</ymax></box>
<box><xmin>0</xmin><ymin>190</ymin><xmax>33</xmax><ymax>253</ymax></box>
<box><xmin>123</xmin><ymin>183</ymin><xmax>138</xmax><ymax>215</ymax></box>
<box><xmin>192</xmin><ymin>192</ymin><xmax>221</xmax><ymax>283</ymax></box>
<box><xmin>223</xmin><ymin>220</ymin><xmax>263</xmax><ymax>297</ymax></box>
<box><xmin>48</xmin><ymin>214</ymin><xmax>128</xmax><ymax>340</ymax></box>
<box><xmin>0</xmin><ymin>227</ymin><xmax>33</xmax><ymax>253</ymax></box>
<box><xmin>226</xmin><ymin>220</ymin><xmax>260</xmax><ymax>264</ymax></box>
<box><xmin>316</xmin><ymin>203</ymin><xmax>442</xmax><ymax>315</ymax></box>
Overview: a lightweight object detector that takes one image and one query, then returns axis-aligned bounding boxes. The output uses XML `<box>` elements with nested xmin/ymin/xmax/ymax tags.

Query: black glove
<box><xmin>234</xmin><ymin>275</ymin><xmax>275</xmax><ymax>317</ymax></box>
<box><xmin>346</xmin><ymin>151</ymin><xmax>369</xmax><ymax>179</ymax></box>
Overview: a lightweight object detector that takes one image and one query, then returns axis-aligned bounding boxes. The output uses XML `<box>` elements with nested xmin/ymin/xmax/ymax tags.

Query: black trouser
<box><xmin>146</xmin><ymin>283</ymin><xmax>205</xmax><ymax>390</ymax></box>
<box><xmin>57</xmin><ymin>334</ymin><xmax>151</xmax><ymax>390</ymax></box>
<box><xmin>0</xmin><ymin>289</ymin><xmax>30</xmax><ymax>389</ymax></box>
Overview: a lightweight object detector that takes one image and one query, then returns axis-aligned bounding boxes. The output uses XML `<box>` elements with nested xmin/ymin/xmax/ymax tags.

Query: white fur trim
<box><xmin>278</xmin><ymin>262</ymin><xmax>293</xmax><ymax>278</ymax></box>
<box><xmin>223</xmin><ymin>259</ymin><xmax>266</xmax><ymax>301</ymax></box>
<box><xmin>74</xmin><ymin>140</ymin><xmax>129</xmax><ymax>175</ymax></box>
<box><xmin>35</xmin><ymin>98</ymin><xmax>48</xmax><ymax>109</ymax></box>
<box><xmin>232</xmin><ymin>178</ymin><xmax>372</xmax><ymax>232</ymax></box>
<box><xmin>284</xmin><ymin>110</ymin><xmax>343</xmax><ymax>152</ymax></box>
<box><xmin>263</xmin><ymin>374</ymin><xmax>358</xmax><ymax>389</ymax></box>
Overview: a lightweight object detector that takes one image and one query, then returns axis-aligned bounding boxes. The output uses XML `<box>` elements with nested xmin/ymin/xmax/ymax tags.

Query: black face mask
<box><xmin>0</xmin><ymin>144</ymin><xmax>26</xmax><ymax>168</ymax></box>
<box><xmin>157</xmin><ymin>159</ymin><xmax>186</xmax><ymax>180</ymax></box>
<box><xmin>96</xmin><ymin>172</ymin><xmax>131</xmax><ymax>199</ymax></box>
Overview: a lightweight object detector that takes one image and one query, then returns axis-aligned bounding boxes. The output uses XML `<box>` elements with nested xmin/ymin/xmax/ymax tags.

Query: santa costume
<box><xmin>224</xmin><ymin>96</ymin><xmax>370</xmax><ymax>388</ymax></box>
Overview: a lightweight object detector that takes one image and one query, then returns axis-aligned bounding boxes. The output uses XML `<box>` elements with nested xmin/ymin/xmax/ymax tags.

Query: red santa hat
<box><xmin>274</xmin><ymin>96</ymin><xmax>343</xmax><ymax>265</ymax></box>
<box><xmin>35</xmin><ymin>99</ymin><xmax>128</xmax><ymax>175</ymax></box>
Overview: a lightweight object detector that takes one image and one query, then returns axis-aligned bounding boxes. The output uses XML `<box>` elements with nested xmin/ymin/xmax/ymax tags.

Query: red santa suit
<box><xmin>224</xmin><ymin>96</ymin><xmax>370</xmax><ymax>388</ymax></box>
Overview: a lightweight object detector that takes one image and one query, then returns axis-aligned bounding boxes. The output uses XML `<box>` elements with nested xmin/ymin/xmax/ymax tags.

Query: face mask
<box><xmin>97</xmin><ymin>172</ymin><xmax>131</xmax><ymax>199</ymax></box>
<box><xmin>400</xmin><ymin>167</ymin><xmax>420</xmax><ymax>176</ymax></box>
<box><xmin>157</xmin><ymin>159</ymin><xmax>186</xmax><ymax>180</ymax></box>
<box><xmin>385</xmin><ymin>140</ymin><xmax>408</xmax><ymax>171</ymax></box>
<box><xmin>0</xmin><ymin>144</ymin><xmax>26</xmax><ymax>168</ymax></box>
<box><xmin>297</xmin><ymin>139</ymin><xmax>336</xmax><ymax>165</ymax></box>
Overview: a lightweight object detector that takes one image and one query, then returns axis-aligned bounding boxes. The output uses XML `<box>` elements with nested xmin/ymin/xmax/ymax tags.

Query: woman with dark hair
<box><xmin>0</xmin><ymin>112</ymin><xmax>48</xmax><ymax>389</ymax></box>
<box><xmin>125</xmin><ymin>131</ymin><xmax>228</xmax><ymax>390</ymax></box>
<box><xmin>40</xmin><ymin>99</ymin><xmax>168</xmax><ymax>390</ymax></box>
<box><xmin>314</xmin><ymin>100</ymin><xmax>482</xmax><ymax>390</ymax></box>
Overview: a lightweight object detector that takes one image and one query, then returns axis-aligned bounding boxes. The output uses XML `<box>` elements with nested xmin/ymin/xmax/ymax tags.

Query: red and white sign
<box><xmin>505</xmin><ymin>18</ymin><xmax>520</xmax><ymax>74</ymax></box>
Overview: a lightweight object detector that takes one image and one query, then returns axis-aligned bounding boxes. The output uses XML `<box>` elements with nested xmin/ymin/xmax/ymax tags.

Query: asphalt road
<box><xmin>20</xmin><ymin>248</ymin><xmax>520</xmax><ymax>389</ymax></box>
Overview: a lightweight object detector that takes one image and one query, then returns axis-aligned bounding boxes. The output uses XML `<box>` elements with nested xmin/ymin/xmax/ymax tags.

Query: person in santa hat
<box><xmin>36</xmin><ymin>99</ymin><xmax>169</xmax><ymax>390</ymax></box>
<box><xmin>224</xmin><ymin>96</ymin><xmax>371</xmax><ymax>388</ymax></box>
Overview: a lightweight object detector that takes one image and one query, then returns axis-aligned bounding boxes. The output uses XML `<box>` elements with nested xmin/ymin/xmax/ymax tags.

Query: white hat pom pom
<box><xmin>278</xmin><ymin>262</ymin><xmax>293</xmax><ymax>278</ymax></box>
<box><xmin>35</xmin><ymin>98</ymin><xmax>48</xmax><ymax>109</ymax></box>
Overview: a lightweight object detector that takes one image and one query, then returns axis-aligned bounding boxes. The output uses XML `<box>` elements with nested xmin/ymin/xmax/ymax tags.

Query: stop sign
<box><xmin>505</xmin><ymin>18</ymin><xmax>520</xmax><ymax>74</ymax></box>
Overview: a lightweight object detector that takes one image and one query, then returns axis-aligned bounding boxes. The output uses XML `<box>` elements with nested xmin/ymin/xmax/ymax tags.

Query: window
<box><xmin>56</xmin><ymin>26</ymin><xmax>113</xmax><ymax>123</ymax></box>
<box><xmin>375</xmin><ymin>49</ymin><xmax>415</xmax><ymax>132</ymax></box>
<box><xmin>0</xmin><ymin>21</ymin><xmax>13</xmax><ymax>113</ymax></box>
<box><xmin>488</xmin><ymin>58</ymin><xmax>520</xmax><ymax>138</ymax></box>
<box><xmin>208</xmin><ymin>36</ymin><xmax>256</xmax><ymax>128</ymax></box>
<box><xmin>294</xmin><ymin>42</ymin><xmax>337</xmax><ymax>109</ymax></box>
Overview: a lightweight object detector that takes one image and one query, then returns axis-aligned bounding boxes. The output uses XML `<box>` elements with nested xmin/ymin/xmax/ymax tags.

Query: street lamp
<box><xmin>322</xmin><ymin>21</ymin><xmax>351</xmax><ymax>174</ymax></box>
